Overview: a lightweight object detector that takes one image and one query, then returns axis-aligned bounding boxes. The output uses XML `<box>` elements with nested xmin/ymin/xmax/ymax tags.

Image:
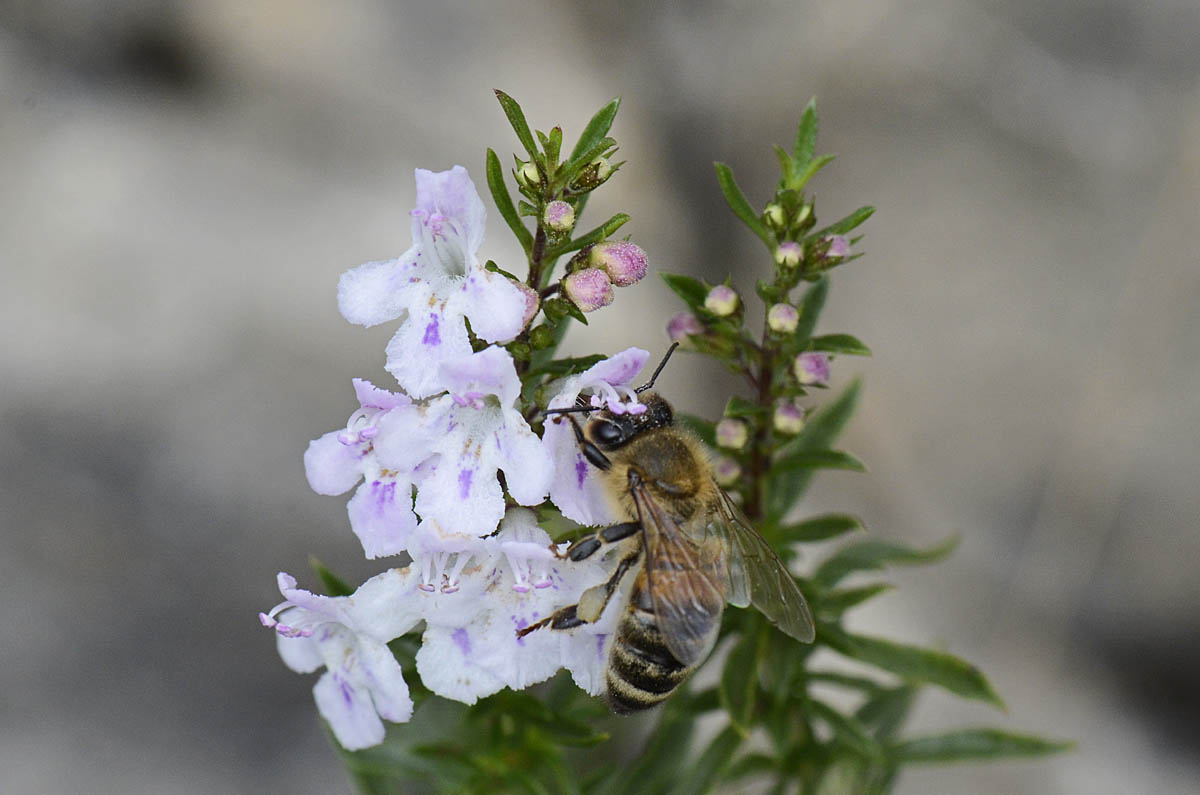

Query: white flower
<box><xmin>542</xmin><ymin>347</ymin><xmax>650</xmax><ymax>525</ymax></box>
<box><xmin>303</xmin><ymin>379</ymin><xmax>433</xmax><ymax>559</ymax></box>
<box><xmin>261</xmin><ymin>572</ymin><xmax>417</xmax><ymax>750</ymax></box>
<box><xmin>375</xmin><ymin>346</ymin><xmax>553</xmax><ymax>541</ymax></box>
<box><xmin>337</xmin><ymin>166</ymin><xmax>528</xmax><ymax>398</ymax></box>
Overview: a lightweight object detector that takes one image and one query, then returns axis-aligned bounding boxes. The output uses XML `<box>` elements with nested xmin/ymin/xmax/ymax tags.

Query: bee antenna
<box><xmin>635</xmin><ymin>342</ymin><xmax>679</xmax><ymax>394</ymax></box>
<box><xmin>542</xmin><ymin>405</ymin><xmax>595</xmax><ymax>417</ymax></box>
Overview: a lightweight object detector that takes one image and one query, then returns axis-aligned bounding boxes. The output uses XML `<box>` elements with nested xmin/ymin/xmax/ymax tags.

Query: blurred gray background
<box><xmin>2</xmin><ymin>1</ymin><xmax>1197</xmax><ymax>792</ymax></box>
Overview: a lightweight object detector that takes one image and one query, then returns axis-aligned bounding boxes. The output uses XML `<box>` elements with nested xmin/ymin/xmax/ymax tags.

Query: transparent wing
<box><xmin>712</xmin><ymin>489</ymin><xmax>815</xmax><ymax>643</ymax></box>
<box><xmin>630</xmin><ymin>480</ymin><xmax>726</xmax><ymax>666</ymax></box>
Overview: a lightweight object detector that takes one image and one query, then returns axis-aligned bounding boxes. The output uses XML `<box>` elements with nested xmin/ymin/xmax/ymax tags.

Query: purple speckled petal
<box><xmin>458</xmin><ymin>269</ymin><xmax>527</xmax><ymax>343</ymax></box>
<box><xmin>313</xmin><ymin>670</ymin><xmax>386</xmax><ymax>751</ymax></box>
<box><xmin>437</xmin><ymin>346</ymin><xmax>521</xmax><ymax>406</ymax></box>
<box><xmin>357</xmin><ymin>640</ymin><xmax>413</xmax><ymax>723</ymax></box>
<box><xmin>411</xmin><ymin>166</ymin><xmax>487</xmax><ymax>258</ymax></box>
<box><xmin>414</xmin><ymin>449</ymin><xmax>504</xmax><ymax>538</ymax></box>
<box><xmin>383</xmin><ymin>301</ymin><xmax>473</xmax><ymax>399</ymax></box>
<box><xmin>346</xmin><ymin>474</ymin><xmax>417</xmax><ymax>559</ymax></box>
<box><xmin>337</xmin><ymin>253</ymin><xmax>421</xmax><ymax>328</ymax></box>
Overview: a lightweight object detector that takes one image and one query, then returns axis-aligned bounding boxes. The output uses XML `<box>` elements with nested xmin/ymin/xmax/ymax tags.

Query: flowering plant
<box><xmin>264</xmin><ymin>92</ymin><xmax>1067</xmax><ymax>792</ymax></box>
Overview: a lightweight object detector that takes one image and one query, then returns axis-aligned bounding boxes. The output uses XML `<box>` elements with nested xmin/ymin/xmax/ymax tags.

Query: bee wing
<box><xmin>713</xmin><ymin>489</ymin><xmax>815</xmax><ymax>643</ymax></box>
<box><xmin>630</xmin><ymin>480</ymin><xmax>726</xmax><ymax>666</ymax></box>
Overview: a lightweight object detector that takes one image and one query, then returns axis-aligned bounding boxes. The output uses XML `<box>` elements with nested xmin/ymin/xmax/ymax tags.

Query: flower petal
<box><xmin>414</xmin><ymin>452</ymin><xmax>505</xmax><ymax>539</ymax></box>
<box><xmin>412</xmin><ymin>166</ymin><xmax>487</xmax><ymax>258</ymax></box>
<box><xmin>347</xmin><ymin>475</ymin><xmax>417</xmax><ymax>559</ymax></box>
<box><xmin>304</xmin><ymin>430</ymin><xmax>368</xmax><ymax>496</ymax></box>
<box><xmin>276</xmin><ymin>632</ymin><xmax>323</xmax><ymax>674</ymax></box>
<box><xmin>458</xmin><ymin>269</ymin><xmax>528</xmax><ymax>343</ymax></box>
<box><xmin>358</xmin><ymin>641</ymin><xmax>413</xmax><ymax>723</ymax></box>
<box><xmin>313</xmin><ymin>670</ymin><xmax>386</xmax><ymax>751</ymax></box>
<box><xmin>337</xmin><ymin>254</ymin><xmax>420</xmax><ymax>328</ymax></box>
<box><xmin>496</xmin><ymin>411</ymin><xmax>553</xmax><ymax>507</ymax></box>
<box><xmin>437</xmin><ymin>346</ymin><xmax>521</xmax><ymax>406</ymax></box>
<box><xmin>384</xmin><ymin>301</ymin><xmax>473</xmax><ymax>399</ymax></box>
<box><xmin>415</xmin><ymin>624</ymin><xmax>504</xmax><ymax>705</ymax></box>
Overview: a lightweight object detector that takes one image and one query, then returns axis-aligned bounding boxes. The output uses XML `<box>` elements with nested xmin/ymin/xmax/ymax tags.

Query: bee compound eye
<box><xmin>592</xmin><ymin>420</ymin><xmax>622</xmax><ymax>447</ymax></box>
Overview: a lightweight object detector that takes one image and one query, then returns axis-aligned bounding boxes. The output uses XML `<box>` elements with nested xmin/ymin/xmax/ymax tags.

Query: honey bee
<box><xmin>518</xmin><ymin>345</ymin><xmax>815</xmax><ymax>713</ymax></box>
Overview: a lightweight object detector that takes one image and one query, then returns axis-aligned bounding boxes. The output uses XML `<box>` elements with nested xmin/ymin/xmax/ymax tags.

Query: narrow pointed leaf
<box><xmin>773</xmin><ymin>144</ymin><xmax>795</xmax><ymax>187</ymax></box>
<box><xmin>569</xmin><ymin>97</ymin><xmax>621</xmax><ymax>162</ymax></box>
<box><xmin>661</xmin><ymin>273</ymin><xmax>710</xmax><ymax>312</ymax></box>
<box><xmin>815</xmin><ymin>536</ymin><xmax>958</xmax><ymax>587</ymax></box>
<box><xmin>494</xmin><ymin>89</ymin><xmax>539</xmax><ymax>159</ymax></box>
<box><xmin>563</xmin><ymin>136</ymin><xmax>617</xmax><ymax>182</ymax></box>
<box><xmin>890</xmin><ymin>729</ymin><xmax>1073</xmax><ymax>764</ymax></box>
<box><xmin>309</xmin><ymin>555</ymin><xmax>353</xmax><ymax>597</ymax></box>
<box><xmin>546</xmin><ymin>212</ymin><xmax>629</xmax><ymax>258</ymax></box>
<box><xmin>823</xmin><ymin>627</ymin><xmax>1003</xmax><ymax>706</ymax></box>
<box><xmin>794</xmin><ymin>276</ymin><xmax>829</xmax><ymax>341</ymax></box>
<box><xmin>677</xmin><ymin>412</ymin><xmax>717</xmax><ymax>448</ymax></box>
<box><xmin>795</xmin><ymin>153</ymin><xmax>837</xmax><ymax>189</ymax></box>
<box><xmin>811</xmin><ymin>205</ymin><xmax>875</xmax><ymax>238</ymax></box>
<box><xmin>857</xmin><ymin>685</ymin><xmax>917</xmax><ymax>741</ymax></box>
<box><xmin>793</xmin><ymin>97</ymin><xmax>819</xmax><ymax>167</ymax></box>
<box><xmin>668</xmin><ymin>725</ymin><xmax>743</xmax><ymax>795</ymax></box>
<box><xmin>720</xmin><ymin>631</ymin><xmax>762</xmax><ymax>735</ymax></box>
<box><xmin>819</xmin><ymin>583</ymin><xmax>895</xmax><ymax>614</ymax></box>
<box><xmin>715</xmin><ymin>162</ymin><xmax>774</xmax><ymax>247</ymax></box>
<box><xmin>810</xmin><ymin>699</ymin><xmax>883</xmax><ymax>760</ymax></box>
<box><xmin>773</xmin><ymin>448</ymin><xmax>866</xmax><ymax>474</ymax></box>
<box><xmin>486</xmin><ymin>148</ymin><xmax>533</xmax><ymax>252</ymax></box>
<box><xmin>805</xmin><ymin>334</ymin><xmax>872</xmax><ymax>356</ymax></box>
<box><xmin>779</xmin><ymin>513</ymin><xmax>863</xmax><ymax>543</ymax></box>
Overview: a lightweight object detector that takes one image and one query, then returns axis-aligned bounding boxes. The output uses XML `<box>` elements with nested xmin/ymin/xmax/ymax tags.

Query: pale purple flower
<box><xmin>385</xmin><ymin>347</ymin><xmax>552</xmax><ymax>540</ymax></box>
<box><xmin>563</xmin><ymin>268</ymin><xmax>614</xmax><ymax>312</ymax></box>
<box><xmin>795</xmin><ymin>352</ymin><xmax>831</xmax><ymax>386</ymax></box>
<box><xmin>543</xmin><ymin>347</ymin><xmax>650</xmax><ymax>525</ymax></box>
<box><xmin>715</xmin><ymin>418</ymin><xmax>749</xmax><ymax>450</ymax></box>
<box><xmin>304</xmin><ymin>379</ymin><xmax>433</xmax><ymax>559</ymax></box>
<box><xmin>713</xmin><ymin>456</ymin><xmax>742</xmax><ymax>487</ymax></box>
<box><xmin>589</xmin><ymin>241</ymin><xmax>648</xmax><ymax>287</ymax></box>
<box><xmin>825</xmin><ymin>235</ymin><xmax>850</xmax><ymax>257</ymax></box>
<box><xmin>774</xmin><ymin>241</ymin><xmax>803</xmax><ymax>268</ymax></box>
<box><xmin>767</xmin><ymin>303</ymin><xmax>799</xmax><ymax>333</ymax></box>
<box><xmin>337</xmin><ymin>166</ymin><xmax>527</xmax><ymax>398</ymax></box>
<box><xmin>261</xmin><ymin>572</ymin><xmax>417</xmax><ymax>750</ymax></box>
<box><xmin>704</xmin><ymin>284</ymin><xmax>739</xmax><ymax>316</ymax></box>
<box><xmin>666</xmin><ymin>311</ymin><xmax>704</xmax><ymax>343</ymax></box>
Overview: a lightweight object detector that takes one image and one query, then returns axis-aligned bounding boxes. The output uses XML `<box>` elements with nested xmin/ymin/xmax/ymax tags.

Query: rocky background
<box><xmin>2</xmin><ymin>1</ymin><xmax>1198</xmax><ymax>792</ymax></box>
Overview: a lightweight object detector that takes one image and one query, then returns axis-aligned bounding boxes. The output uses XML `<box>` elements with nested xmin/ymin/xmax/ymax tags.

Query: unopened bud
<box><xmin>793</xmin><ymin>203</ymin><xmax>813</xmax><ymax>227</ymax></box>
<box><xmin>518</xmin><ymin>161</ymin><xmax>541</xmax><ymax>189</ymax></box>
<box><xmin>666</xmin><ymin>312</ymin><xmax>704</xmax><ymax>343</ymax></box>
<box><xmin>774</xmin><ymin>241</ymin><xmax>803</xmax><ymax>268</ymax></box>
<box><xmin>589</xmin><ymin>241</ymin><xmax>647</xmax><ymax>287</ymax></box>
<box><xmin>794</xmin><ymin>352</ymin><xmax>830</xmax><ymax>386</ymax></box>
<box><xmin>562</xmin><ymin>268</ymin><xmax>614</xmax><ymax>312</ymax></box>
<box><xmin>704</xmin><ymin>285</ymin><xmax>740</xmax><ymax>317</ymax></box>
<box><xmin>529</xmin><ymin>324</ymin><xmax>555</xmax><ymax>350</ymax></box>
<box><xmin>767</xmin><ymin>303</ymin><xmax>799</xmax><ymax>333</ymax></box>
<box><xmin>715</xmin><ymin>418</ymin><xmax>749</xmax><ymax>450</ymax></box>
<box><xmin>513</xmin><ymin>280</ymin><xmax>540</xmax><ymax>329</ymax></box>
<box><xmin>572</xmin><ymin>157</ymin><xmax>613</xmax><ymax>191</ymax></box>
<box><xmin>713</xmin><ymin>456</ymin><xmax>742</xmax><ymax>487</ymax></box>
<box><xmin>825</xmin><ymin>235</ymin><xmax>849</xmax><ymax>257</ymax></box>
<box><xmin>764</xmin><ymin>203</ymin><xmax>786</xmax><ymax>229</ymax></box>
<box><xmin>543</xmin><ymin>201</ymin><xmax>575</xmax><ymax>234</ymax></box>
<box><xmin>773</xmin><ymin>402</ymin><xmax>805</xmax><ymax>435</ymax></box>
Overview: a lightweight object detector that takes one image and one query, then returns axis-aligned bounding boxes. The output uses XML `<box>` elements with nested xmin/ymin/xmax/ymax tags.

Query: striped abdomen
<box><xmin>605</xmin><ymin>570</ymin><xmax>714</xmax><ymax>714</ymax></box>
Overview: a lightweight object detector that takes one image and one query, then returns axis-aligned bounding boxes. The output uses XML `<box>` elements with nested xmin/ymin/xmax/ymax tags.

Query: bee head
<box><xmin>588</xmin><ymin>393</ymin><xmax>674</xmax><ymax>451</ymax></box>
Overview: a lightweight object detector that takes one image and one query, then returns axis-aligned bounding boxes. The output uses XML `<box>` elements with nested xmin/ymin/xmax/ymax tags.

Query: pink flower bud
<box><xmin>543</xmin><ymin>201</ymin><xmax>575</xmax><ymax>234</ymax></box>
<box><xmin>512</xmin><ymin>280</ymin><xmax>540</xmax><ymax>329</ymax></box>
<box><xmin>666</xmin><ymin>312</ymin><xmax>704</xmax><ymax>343</ymax></box>
<box><xmin>773</xmin><ymin>402</ymin><xmax>805</xmax><ymax>435</ymax></box>
<box><xmin>589</xmin><ymin>241</ymin><xmax>648</xmax><ymax>287</ymax></box>
<box><xmin>562</xmin><ymin>268</ymin><xmax>614</xmax><ymax>312</ymax></box>
<box><xmin>704</xmin><ymin>285</ymin><xmax>739</xmax><ymax>316</ymax></box>
<box><xmin>825</xmin><ymin>235</ymin><xmax>849</xmax><ymax>257</ymax></box>
<box><xmin>774</xmin><ymin>241</ymin><xmax>803</xmax><ymax>268</ymax></box>
<box><xmin>715</xmin><ymin>418</ymin><xmax>749</xmax><ymax>450</ymax></box>
<box><xmin>794</xmin><ymin>352</ymin><xmax>830</xmax><ymax>386</ymax></box>
<box><xmin>767</xmin><ymin>303</ymin><xmax>799</xmax><ymax>333</ymax></box>
<box><xmin>713</xmin><ymin>456</ymin><xmax>742</xmax><ymax>487</ymax></box>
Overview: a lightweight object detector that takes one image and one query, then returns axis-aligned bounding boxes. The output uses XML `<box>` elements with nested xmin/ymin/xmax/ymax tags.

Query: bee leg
<box><xmin>517</xmin><ymin>547</ymin><xmax>642</xmax><ymax>638</ymax></box>
<box><xmin>561</xmin><ymin>413</ymin><xmax>612</xmax><ymax>471</ymax></box>
<box><xmin>561</xmin><ymin>522</ymin><xmax>641</xmax><ymax>562</ymax></box>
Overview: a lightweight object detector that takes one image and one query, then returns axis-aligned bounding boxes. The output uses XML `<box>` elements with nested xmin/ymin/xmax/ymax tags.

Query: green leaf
<box><xmin>810</xmin><ymin>699</ymin><xmax>883</xmax><ymax>760</ymax></box>
<box><xmin>545</xmin><ymin>125</ymin><xmax>563</xmax><ymax>168</ymax></box>
<box><xmin>677</xmin><ymin>412</ymin><xmax>717</xmax><ymax>447</ymax></box>
<box><xmin>819</xmin><ymin>583</ymin><xmax>895</xmax><ymax>614</ymax></box>
<box><xmin>794</xmin><ymin>153</ymin><xmax>837</xmax><ymax>190</ymax></box>
<box><xmin>308</xmin><ymin>555</ymin><xmax>354</xmax><ymax>597</ymax></box>
<box><xmin>814</xmin><ymin>536</ymin><xmax>958</xmax><ymax>587</ymax></box>
<box><xmin>569</xmin><ymin>97</ymin><xmax>621</xmax><ymax>163</ymax></box>
<box><xmin>485</xmin><ymin>148</ymin><xmax>533</xmax><ymax>253</ymax></box>
<box><xmin>793</xmin><ymin>97</ymin><xmax>819</xmax><ymax>168</ymax></box>
<box><xmin>494</xmin><ymin>89</ymin><xmax>539</xmax><ymax>160</ymax></box>
<box><xmin>811</xmin><ymin>205</ymin><xmax>875</xmax><ymax>238</ymax></box>
<box><xmin>668</xmin><ymin>725</ymin><xmax>743</xmax><ymax>795</ymax></box>
<box><xmin>823</xmin><ymin>627</ymin><xmax>1004</xmax><ymax>707</ymax></box>
<box><xmin>723</xmin><ymin>752</ymin><xmax>778</xmax><ymax>783</ymax></box>
<box><xmin>546</xmin><ymin>212</ymin><xmax>629</xmax><ymax>258</ymax></box>
<box><xmin>563</xmin><ymin>136</ymin><xmax>618</xmax><ymax>184</ymax></box>
<box><xmin>715</xmin><ymin>161</ymin><xmax>774</xmax><ymax>247</ymax></box>
<box><xmin>808</xmin><ymin>670</ymin><xmax>886</xmax><ymax>692</ymax></box>
<box><xmin>766</xmin><ymin>379</ymin><xmax>861</xmax><ymax>524</ymax></box>
<box><xmin>778</xmin><ymin>513</ymin><xmax>863</xmax><ymax>543</ymax></box>
<box><xmin>773</xmin><ymin>144</ymin><xmax>795</xmax><ymax>187</ymax></box>
<box><xmin>794</xmin><ymin>276</ymin><xmax>829</xmax><ymax>341</ymax></box>
<box><xmin>720</xmin><ymin>631</ymin><xmax>763</xmax><ymax>735</ymax></box>
<box><xmin>527</xmin><ymin>354</ymin><xmax>606</xmax><ymax>379</ymax></box>
<box><xmin>805</xmin><ymin>333</ymin><xmax>872</xmax><ymax>356</ymax></box>
<box><xmin>661</xmin><ymin>272</ymin><xmax>710</xmax><ymax>312</ymax></box>
<box><xmin>890</xmin><ymin>729</ymin><xmax>1074</xmax><ymax>764</ymax></box>
<box><xmin>773</xmin><ymin>448</ymin><xmax>866</xmax><ymax>474</ymax></box>
<box><xmin>724</xmin><ymin>395</ymin><xmax>760</xmax><ymax>419</ymax></box>
<box><xmin>856</xmin><ymin>685</ymin><xmax>917</xmax><ymax>741</ymax></box>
